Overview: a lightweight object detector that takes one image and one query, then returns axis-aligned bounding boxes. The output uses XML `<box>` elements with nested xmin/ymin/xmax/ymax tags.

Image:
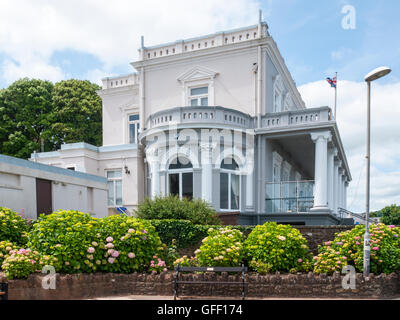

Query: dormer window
<box><xmin>189</xmin><ymin>87</ymin><xmax>208</xmax><ymax>106</ymax></box>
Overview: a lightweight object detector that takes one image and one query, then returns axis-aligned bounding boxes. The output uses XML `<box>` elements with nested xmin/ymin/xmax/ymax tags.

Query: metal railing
<box><xmin>265</xmin><ymin>180</ymin><xmax>314</xmax><ymax>213</ymax></box>
<box><xmin>338</xmin><ymin>208</ymin><xmax>380</xmax><ymax>224</ymax></box>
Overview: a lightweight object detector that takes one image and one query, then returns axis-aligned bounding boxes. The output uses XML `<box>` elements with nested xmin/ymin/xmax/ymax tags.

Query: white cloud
<box><xmin>299</xmin><ymin>80</ymin><xmax>400</xmax><ymax>213</ymax></box>
<box><xmin>0</xmin><ymin>0</ymin><xmax>261</xmax><ymax>84</ymax></box>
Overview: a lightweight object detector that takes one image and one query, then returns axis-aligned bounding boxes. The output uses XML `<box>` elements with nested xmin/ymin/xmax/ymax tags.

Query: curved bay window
<box><xmin>220</xmin><ymin>158</ymin><xmax>240</xmax><ymax>211</ymax></box>
<box><xmin>168</xmin><ymin>157</ymin><xmax>193</xmax><ymax>200</ymax></box>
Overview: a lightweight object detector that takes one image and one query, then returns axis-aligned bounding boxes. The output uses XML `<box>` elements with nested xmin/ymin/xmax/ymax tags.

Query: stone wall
<box><xmin>2</xmin><ymin>271</ymin><xmax>399</xmax><ymax>300</ymax></box>
<box><xmin>295</xmin><ymin>226</ymin><xmax>354</xmax><ymax>254</ymax></box>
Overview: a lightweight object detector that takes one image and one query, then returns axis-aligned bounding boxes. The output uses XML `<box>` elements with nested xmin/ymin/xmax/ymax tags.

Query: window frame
<box><xmin>219</xmin><ymin>159</ymin><xmax>241</xmax><ymax>211</ymax></box>
<box><xmin>188</xmin><ymin>86</ymin><xmax>209</xmax><ymax>106</ymax></box>
<box><xmin>167</xmin><ymin>158</ymin><xmax>193</xmax><ymax>200</ymax></box>
<box><xmin>106</xmin><ymin>169</ymin><xmax>123</xmax><ymax>207</ymax></box>
<box><xmin>128</xmin><ymin>114</ymin><xmax>140</xmax><ymax>144</ymax></box>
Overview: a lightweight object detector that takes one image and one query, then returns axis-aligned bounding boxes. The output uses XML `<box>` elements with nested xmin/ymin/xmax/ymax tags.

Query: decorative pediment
<box><xmin>177</xmin><ymin>66</ymin><xmax>218</xmax><ymax>83</ymax></box>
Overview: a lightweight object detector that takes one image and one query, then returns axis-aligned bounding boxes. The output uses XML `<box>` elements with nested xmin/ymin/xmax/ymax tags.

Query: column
<box><xmin>327</xmin><ymin>147</ymin><xmax>335</xmax><ymax>210</ymax></box>
<box><xmin>147</xmin><ymin>148</ymin><xmax>160</xmax><ymax>199</ymax></box>
<box><xmin>310</xmin><ymin>131</ymin><xmax>332</xmax><ymax>212</ymax></box>
<box><xmin>344</xmin><ymin>180</ymin><xmax>349</xmax><ymax>210</ymax></box>
<box><xmin>150</xmin><ymin>160</ymin><xmax>160</xmax><ymax>198</ymax></box>
<box><xmin>333</xmin><ymin>159</ymin><xmax>341</xmax><ymax>215</ymax></box>
<box><xmin>200</xmin><ymin>143</ymin><xmax>213</xmax><ymax>204</ymax></box>
<box><xmin>245</xmin><ymin>158</ymin><xmax>255</xmax><ymax>211</ymax></box>
<box><xmin>338</xmin><ymin>168</ymin><xmax>344</xmax><ymax>209</ymax></box>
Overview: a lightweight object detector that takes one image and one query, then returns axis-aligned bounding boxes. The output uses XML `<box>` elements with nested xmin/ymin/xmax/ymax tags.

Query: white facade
<box><xmin>32</xmin><ymin>19</ymin><xmax>352</xmax><ymax>225</ymax></box>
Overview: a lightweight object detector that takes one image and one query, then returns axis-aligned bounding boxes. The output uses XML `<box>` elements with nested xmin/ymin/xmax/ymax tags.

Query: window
<box><xmin>66</xmin><ymin>166</ymin><xmax>75</xmax><ymax>171</ymax></box>
<box><xmin>107</xmin><ymin>170</ymin><xmax>122</xmax><ymax>207</ymax></box>
<box><xmin>220</xmin><ymin>158</ymin><xmax>240</xmax><ymax>210</ymax></box>
<box><xmin>189</xmin><ymin>86</ymin><xmax>208</xmax><ymax>106</ymax></box>
<box><xmin>128</xmin><ymin>114</ymin><xmax>140</xmax><ymax>144</ymax></box>
<box><xmin>168</xmin><ymin>157</ymin><xmax>193</xmax><ymax>200</ymax></box>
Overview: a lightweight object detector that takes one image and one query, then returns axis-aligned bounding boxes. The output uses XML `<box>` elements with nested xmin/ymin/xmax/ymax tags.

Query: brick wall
<box><xmin>2</xmin><ymin>271</ymin><xmax>399</xmax><ymax>300</ymax></box>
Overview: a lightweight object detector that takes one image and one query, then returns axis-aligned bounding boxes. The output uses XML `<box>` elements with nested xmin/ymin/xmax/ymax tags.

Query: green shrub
<box><xmin>150</xmin><ymin>220</ymin><xmax>206</xmax><ymax>249</ymax></box>
<box><xmin>0</xmin><ymin>207</ymin><xmax>29</xmax><ymax>245</ymax></box>
<box><xmin>194</xmin><ymin>227</ymin><xmax>244</xmax><ymax>267</ymax></box>
<box><xmin>244</xmin><ymin>222</ymin><xmax>311</xmax><ymax>273</ymax></box>
<box><xmin>150</xmin><ymin>219</ymin><xmax>255</xmax><ymax>250</ymax></box>
<box><xmin>313</xmin><ymin>223</ymin><xmax>400</xmax><ymax>274</ymax></box>
<box><xmin>0</xmin><ymin>240</ymin><xmax>20</xmax><ymax>266</ymax></box>
<box><xmin>28</xmin><ymin>210</ymin><xmax>164</xmax><ymax>274</ymax></box>
<box><xmin>136</xmin><ymin>196</ymin><xmax>220</xmax><ymax>225</ymax></box>
<box><xmin>96</xmin><ymin>215</ymin><xmax>164</xmax><ymax>273</ymax></box>
<box><xmin>28</xmin><ymin>210</ymin><xmax>102</xmax><ymax>273</ymax></box>
<box><xmin>1</xmin><ymin>248</ymin><xmax>58</xmax><ymax>279</ymax></box>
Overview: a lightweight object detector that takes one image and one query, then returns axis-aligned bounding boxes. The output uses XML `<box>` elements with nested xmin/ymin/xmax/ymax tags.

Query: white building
<box><xmin>31</xmin><ymin>17</ymin><xmax>352</xmax><ymax>225</ymax></box>
<box><xmin>0</xmin><ymin>154</ymin><xmax>107</xmax><ymax>219</ymax></box>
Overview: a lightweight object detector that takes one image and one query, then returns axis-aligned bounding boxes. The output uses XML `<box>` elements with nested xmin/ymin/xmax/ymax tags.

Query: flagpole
<box><xmin>334</xmin><ymin>72</ymin><xmax>338</xmax><ymax>120</ymax></box>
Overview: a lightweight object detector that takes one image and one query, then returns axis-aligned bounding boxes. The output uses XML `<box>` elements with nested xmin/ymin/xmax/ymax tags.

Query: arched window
<box><xmin>220</xmin><ymin>158</ymin><xmax>240</xmax><ymax>210</ymax></box>
<box><xmin>168</xmin><ymin>157</ymin><xmax>193</xmax><ymax>200</ymax></box>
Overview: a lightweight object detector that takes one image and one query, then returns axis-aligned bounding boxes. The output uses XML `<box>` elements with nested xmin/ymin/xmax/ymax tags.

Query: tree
<box><xmin>51</xmin><ymin>80</ymin><xmax>102</xmax><ymax>148</ymax></box>
<box><xmin>0</xmin><ymin>78</ymin><xmax>103</xmax><ymax>159</ymax></box>
<box><xmin>0</xmin><ymin>78</ymin><xmax>54</xmax><ymax>158</ymax></box>
<box><xmin>371</xmin><ymin>204</ymin><xmax>400</xmax><ymax>225</ymax></box>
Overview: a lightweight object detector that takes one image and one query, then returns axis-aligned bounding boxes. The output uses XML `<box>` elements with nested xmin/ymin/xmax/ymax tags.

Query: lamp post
<box><xmin>363</xmin><ymin>66</ymin><xmax>391</xmax><ymax>277</ymax></box>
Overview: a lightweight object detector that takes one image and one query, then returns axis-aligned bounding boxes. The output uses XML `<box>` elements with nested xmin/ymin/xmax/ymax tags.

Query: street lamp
<box><xmin>363</xmin><ymin>66</ymin><xmax>391</xmax><ymax>277</ymax></box>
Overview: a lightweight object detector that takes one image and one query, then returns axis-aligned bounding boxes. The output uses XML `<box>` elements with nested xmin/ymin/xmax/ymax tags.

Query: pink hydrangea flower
<box><xmin>372</xmin><ymin>247</ymin><xmax>379</xmax><ymax>251</ymax></box>
<box><xmin>106</xmin><ymin>237</ymin><xmax>113</xmax><ymax>243</ymax></box>
<box><xmin>325</xmin><ymin>241</ymin><xmax>331</xmax><ymax>246</ymax></box>
<box><xmin>105</xmin><ymin>243</ymin><xmax>114</xmax><ymax>249</ymax></box>
<box><xmin>128</xmin><ymin>229</ymin><xmax>135</xmax><ymax>233</ymax></box>
<box><xmin>108</xmin><ymin>257</ymin><xmax>115</xmax><ymax>264</ymax></box>
<box><xmin>87</xmin><ymin>247</ymin><xmax>95</xmax><ymax>254</ymax></box>
<box><xmin>163</xmin><ymin>268</ymin><xmax>167</xmax><ymax>272</ymax></box>
<box><xmin>297</xmin><ymin>259</ymin><xmax>302</xmax><ymax>263</ymax></box>
<box><xmin>112</xmin><ymin>251</ymin><xmax>119</xmax><ymax>258</ymax></box>
<box><xmin>128</xmin><ymin>253</ymin><xmax>135</xmax><ymax>259</ymax></box>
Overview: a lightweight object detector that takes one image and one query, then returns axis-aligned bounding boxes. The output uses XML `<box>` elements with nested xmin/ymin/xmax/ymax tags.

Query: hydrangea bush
<box><xmin>313</xmin><ymin>223</ymin><xmax>400</xmax><ymax>274</ymax></box>
<box><xmin>27</xmin><ymin>211</ymin><xmax>164</xmax><ymax>274</ymax></box>
<box><xmin>190</xmin><ymin>227</ymin><xmax>244</xmax><ymax>267</ymax></box>
<box><xmin>1</xmin><ymin>248</ymin><xmax>58</xmax><ymax>279</ymax></box>
<box><xmin>28</xmin><ymin>210</ymin><xmax>101</xmax><ymax>273</ymax></box>
<box><xmin>0</xmin><ymin>207</ymin><xmax>30</xmax><ymax>245</ymax></box>
<box><xmin>95</xmin><ymin>215</ymin><xmax>164</xmax><ymax>273</ymax></box>
<box><xmin>0</xmin><ymin>240</ymin><xmax>20</xmax><ymax>266</ymax></box>
<box><xmin>244</xmin><ymin>222</ymin><xmax>312</xmax><ymax>273</ymax></box>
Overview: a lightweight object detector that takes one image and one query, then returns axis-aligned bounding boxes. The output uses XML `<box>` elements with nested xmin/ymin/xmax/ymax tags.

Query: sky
<box><xmin>0</xmin><ymin>0</ymin><xmax>399</xmax><ymax>213</ymax></box>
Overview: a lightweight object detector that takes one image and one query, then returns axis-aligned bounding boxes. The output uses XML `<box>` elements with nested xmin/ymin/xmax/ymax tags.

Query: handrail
<box><xmin>338</xmin><ymin>208</ymin><xmax>378</xmax><ymax>224</ymax></box>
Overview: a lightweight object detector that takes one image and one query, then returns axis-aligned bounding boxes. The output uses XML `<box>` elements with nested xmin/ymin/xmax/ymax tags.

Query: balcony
<box><xmin>261</xmin><ymin>107</ymin><xmax>332</xmax><ymax>129</ymax></box>
<box><xmin>265</xmin><ymin>180</ymin><xmax>315</xmax><ymax>213</ymax></box>
<box><xmin>145</xmin><ymin>106</ymin><xmax>333</xmax><ymax>132</ymax></box>
<box><xmin>146</xmin><ymin>106</ymin><xmax>253</xmax><ymax>130</ymax></box>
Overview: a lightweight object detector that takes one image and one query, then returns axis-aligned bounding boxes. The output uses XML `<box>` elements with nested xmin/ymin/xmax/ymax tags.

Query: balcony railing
<box><xmin>146</xmin><ymin>106</ymin><xmax>253</xmax><ymax>130</ymax></box>
<box><xmin>265</xmin><ymin>180</ymin><xmax>314</xmax><ymax>213</ymax></box>
<box><xmin>261</xmin><ymin>107</ymin><xmax>332</xmax><ymax>129</ymax></box>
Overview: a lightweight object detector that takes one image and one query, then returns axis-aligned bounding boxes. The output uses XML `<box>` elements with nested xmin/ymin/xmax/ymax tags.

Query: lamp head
<box><xmin>364</xmin><ymin>66</ymin><xmax>391</xmax><ymax>82</ymax></box>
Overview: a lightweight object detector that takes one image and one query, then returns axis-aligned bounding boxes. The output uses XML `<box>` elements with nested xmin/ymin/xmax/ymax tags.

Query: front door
<box><xmin>36</xmin><ymin>178</ymin><xmax>52</xmax><ymax>217</ymax></box>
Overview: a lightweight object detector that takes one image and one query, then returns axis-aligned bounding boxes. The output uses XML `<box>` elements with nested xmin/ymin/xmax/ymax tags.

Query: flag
<box><xmin>326</xmin><ymin>76</ymin><xmax>337</xmax><ymax>89</ymax></box>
